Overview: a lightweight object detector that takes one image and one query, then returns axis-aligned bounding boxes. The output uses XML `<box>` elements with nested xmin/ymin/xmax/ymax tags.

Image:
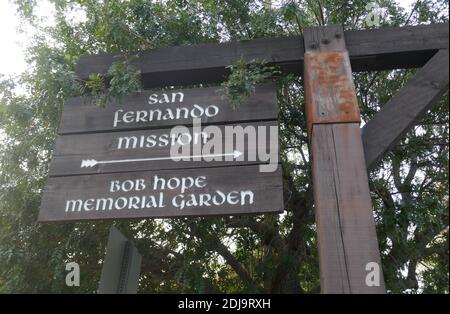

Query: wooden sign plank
<box><xmin>49</xmin><ymin>121</ymin><xmax>279</xmax><ymax>176</ymax></box>
<box><xmin>38</xmin><ymin>165</ymin><xmax>283</xmax><ymax>222</ymax></box>
<box><xmin>58</xmin><ymin>84</ymin><xmax>278</xmax><ymax>134</ymax></box>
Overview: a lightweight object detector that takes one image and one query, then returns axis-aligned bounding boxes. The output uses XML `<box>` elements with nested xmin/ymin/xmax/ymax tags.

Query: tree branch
<box><xmin>224</xmin><ymin>216</ymin><xmax>285</xmax><ymax>255</ymax></box>
<box><xmin>188</xmin><ymin>222</ymin><xmax>263</xmax><ymax>292</ymax></box>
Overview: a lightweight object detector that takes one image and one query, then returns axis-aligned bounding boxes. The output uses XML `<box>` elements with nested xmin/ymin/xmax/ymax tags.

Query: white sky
<box><xmin>0</xmin><ymin>0</ymin><xmax>417</xmax><ymax>78</ymax></box>
<box><xmin>0</xmin><ymin>0</ymin><xmax>27</xmax><ymax>77</ymax></box>
<box><xmin>0</xmin><ymin>0</ymin><xmax>56</xmax><ymax>77</ymax></box>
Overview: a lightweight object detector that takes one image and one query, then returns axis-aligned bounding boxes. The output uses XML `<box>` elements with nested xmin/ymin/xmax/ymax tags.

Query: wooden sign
<box><xmin>59</xmin><ymin>84</ymin><xmax>277</xmax><ymax>134</ymax></box>
<box><xmin>39</xmin><ymin>165</ymin><xmax>282</xmax><ymax>222</ymax></box>
<box><xmin>38</xmin><ymin>84</ymin><xmax>283</xmax><ymax>222</ymax></box>
<box><xmin>49</xmin><ymin>121</ymin><xmax>278</xmax><ymax>176</ymax></box>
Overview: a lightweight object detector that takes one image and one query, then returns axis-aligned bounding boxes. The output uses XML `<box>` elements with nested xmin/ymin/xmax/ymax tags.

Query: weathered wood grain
<box><xmin>303</xmin><ymin>25</ymin><xmax>361</xmax><ymax>134</ymax></box>
<box><xmin>362</xmin><ymin>49</ymin><xmax>449</xmax><ymax>171</ymax></box>
<box><xmin>77</xmin><ymin>35</ymin><xmax>304</xmax><ymax>87</ymax></box>
<box><xmin>38</xmin><ymin>165</ymin><xmax>284</xmax><ymax>222</ymax></box>
<box><xmin>345</xmin><ymin>23</ymin><xmax>448</xmax><ymax>71</ymax></box>
<box><xmin>75</xmin><ymin>23</ymin><xmax>448</xmax><ymax>89</ymax></box>
<box><xmin>312</xmin><ymin>124</ymin><xmax>385</xmax><ymax>293</ymax></box>
<box><xmin>50</xmin><ymin>121</ymin><xmax>279</xmax><ymax>176</ymax></box>
<box><xmin>304</xmin><ymin>25</ymin><xmax>346</xmax><ymax>52</ymax></box>
<box><xmin>59</xmin><ymin>83</ymin><xmax>278</xmax><ymax>135</ymax></box>
<box><xmin>304</xmin><ymin>25</ymin><xmax>385</xmax><ymax>293</ymax></box>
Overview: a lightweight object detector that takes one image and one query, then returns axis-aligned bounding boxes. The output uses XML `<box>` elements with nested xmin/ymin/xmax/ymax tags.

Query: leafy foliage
<box><xmin>0</xmin><ymin>0</ymin><xmax>448</xmax><ymax>293</ymax></box>
<box><xmin>221</xmin><ymin>58</ymin><xmax>280</xmax><ymax>109</ymax></box>
<box><xmin>85</xmin><ymin>57</ymin><xmax>142</xmax><ymax>107</ymax></box>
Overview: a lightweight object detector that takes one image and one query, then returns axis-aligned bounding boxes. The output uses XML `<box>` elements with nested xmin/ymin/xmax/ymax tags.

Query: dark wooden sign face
<box><xmin>49</xmin><ymin>121</ymin><xmax>278</xmax><ymax>176</ymax></box>
<box><xmin>39</xmin><ymin>84</ymin><xmax>283</xmax><ymax>222</ymax></box>
<box><xmin>59</xmin><ymin>84</ymin><xmax>277</xmax><ymax>134</ymax></box>
<box><xmin>39</xmin><ymin>165</ymin><xmax>282</xmax><ymax>222</ymax></box>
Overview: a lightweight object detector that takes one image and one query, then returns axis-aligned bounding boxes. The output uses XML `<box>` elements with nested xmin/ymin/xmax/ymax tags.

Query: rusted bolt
<box><xmin>322</xmin><ymin>38</ymin><xmax>330</xmax><ymax>45</ymax></box>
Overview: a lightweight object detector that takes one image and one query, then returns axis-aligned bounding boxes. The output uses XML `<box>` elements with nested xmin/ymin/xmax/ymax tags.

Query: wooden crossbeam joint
<box><xmin>303</xmin><ymin>25</ymin><xmax>360</xmax><ymax>136</ymax></box>
<box><xmin>304</xmin><ymin>51</ymin><xmax>361</xmax><ymax>135</ymax></box>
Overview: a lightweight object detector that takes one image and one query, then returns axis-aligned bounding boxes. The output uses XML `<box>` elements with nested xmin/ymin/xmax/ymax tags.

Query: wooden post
<box><xmin>98</xmin><ymin>226</ymin><xmax>142</xmax><ymax>294</ymax></box>
<box><xmin>303</xmin><ymin>25</ymin><xmax>386</xmax><ymax>293</ymax></box>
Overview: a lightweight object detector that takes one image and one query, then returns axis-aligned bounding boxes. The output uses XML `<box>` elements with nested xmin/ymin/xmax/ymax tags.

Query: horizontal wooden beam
<box><xmin>76</xmin><ymin>35</ymin><xmax>303</xmax><ymax>88</ymax></box>
<box><xmin>75</xmin><ymin>23</ymin><xmax>448</xmax><ymax>88</ymax></box>
<box><xmin>362</xmin><ymin>49</ymin><xmax>449</xmax><ymax>171</ymax></box>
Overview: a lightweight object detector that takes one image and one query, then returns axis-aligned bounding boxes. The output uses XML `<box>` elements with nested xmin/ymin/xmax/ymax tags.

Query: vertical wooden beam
<box><xmin>303</xmin><ymin>25</ymin><xmax>386</xmax><ymax>293</ymax></box>
<box><xmin>98</xmin><ymin>226</ymin><xmax>142</xmax><ymax>294</ymax></box>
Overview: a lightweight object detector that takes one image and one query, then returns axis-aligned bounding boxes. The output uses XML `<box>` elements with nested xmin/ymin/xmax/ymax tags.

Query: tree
<box><xmin>0</xmin><ymin>0</ymin><xmax>448</xmax><ymax>293</ymax></box>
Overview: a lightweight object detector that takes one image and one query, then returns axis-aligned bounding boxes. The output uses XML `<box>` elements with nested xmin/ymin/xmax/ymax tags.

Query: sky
<box><xmin>0</xmin><ymin>0</ymin><xmax>417</xmax><ymax>78</ymax></box>
<box><xmin>0</xmin><ymin>0</ymin><xmax>27</xmax><ymax>76</ymax></box>
<box><xmin>0</xmin><ymin>0</ymin><xmax>59</xmax><ymax>77</ymax></box>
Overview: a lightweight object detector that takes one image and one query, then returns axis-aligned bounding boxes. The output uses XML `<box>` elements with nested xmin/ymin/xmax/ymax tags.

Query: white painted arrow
<box><xmin>80</xmin><ymin>150</ymin><xmax>243</xmax><ymax>168</ymax></box>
